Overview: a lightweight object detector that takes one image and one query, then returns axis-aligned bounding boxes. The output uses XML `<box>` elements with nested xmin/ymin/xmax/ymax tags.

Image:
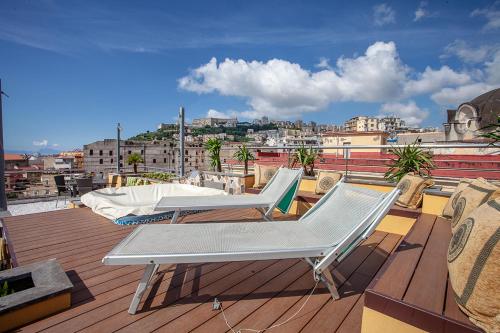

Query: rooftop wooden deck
<box><xmin>3</xmin><ymin>208</ymin><xmax>403</xmax><ymax>332</ymax></box>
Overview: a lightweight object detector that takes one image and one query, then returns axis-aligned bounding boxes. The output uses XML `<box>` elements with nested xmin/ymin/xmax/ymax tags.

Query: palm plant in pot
<box><xmin>127</xmin><ymin>153</ymin><xmax>144</xmax><ymax>174</ymax></box>
<box><xmin>384</xmin><ymin>141</ymin><xmax>435</xmax><ymax>182</ymax></box>
<box><xmin>233</xmin><ymin>144</ymin><xmax>255</xmax><ymax>175</ymax></box>
<box><xmin>292</xmin><ymin>144</ymin><xmax>318</xmax><ymax>177</ymax></box>
<box><xmin>205</xmin><ymin>138</ymin><xmax>222</xmax><ymax>172</ymax></box>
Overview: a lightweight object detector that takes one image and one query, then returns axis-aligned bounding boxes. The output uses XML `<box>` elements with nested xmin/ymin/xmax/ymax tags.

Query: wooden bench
<box><xmin>364</xmin><ymin>214</ymin><xmax>483</xmax><ymax>333</ymax></box>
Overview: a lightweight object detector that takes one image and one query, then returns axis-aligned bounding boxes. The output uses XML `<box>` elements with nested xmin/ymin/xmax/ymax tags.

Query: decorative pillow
<box><xmin>315</xmin><ymin>170</ymin><xmax>343</xmax><ymax>194</ymax></box>
<box><xmin>395</xmin><ymin>173</ymin><xmax>434</xmax><ymax>209</ymax></box>
<box><xmin>442</xmin><ymin>178</ymin><xmax>473</xmax><ymax>218</ymax></box>
<box><xmin>450</xmin><ymin>178</ymin><xmax>499</xmax><ymax>233</ymax></box>
<box><xmin>253</xmin><ymin>163</ymin><xmax>262</xmax><ymax>188</ymax></box>
<box><xmin>447</xmin><ymin>198</ymin><xmax>500</xmax><ymax>333</ymax></box>
<box><xmin>258</xmin><ymin>165</ymin><xmax>279</xmax><ymax>187</ymax></box>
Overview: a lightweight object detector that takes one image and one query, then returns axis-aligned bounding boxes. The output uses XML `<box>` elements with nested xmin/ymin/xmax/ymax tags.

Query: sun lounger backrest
<box><xmin>259</xmin><ymin>168</ymin><xmax>303</xmax><ymax>213</ymax></box>
<box><xmin>300</xmin><ymin>182</ymin><xmax>387</xmax><ymax>246</ymax></box>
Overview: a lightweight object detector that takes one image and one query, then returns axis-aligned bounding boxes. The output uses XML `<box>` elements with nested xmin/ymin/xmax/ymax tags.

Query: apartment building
<box><xmin>344</xmin><ymin>116</ymin><xmax>379</xmax><ymax>132</ymax></box>
<box><xmin>321</xmin><ymin>131</ymin><xmax>388</xmax><ymax>154</ymax></box>
<box><xmin>378</xmin><ymin>116</ymin><xmax>406</xmax><ymax>132</ymax></box>
<box><xmin>83</xmin><ymin>139</ymin><xmax>208</xmax><ymax>175</ymax></box>
<box><xmin>192</xmin><ymin>117</ymin><xmax>238</xmax><ymax>128</ymax></box>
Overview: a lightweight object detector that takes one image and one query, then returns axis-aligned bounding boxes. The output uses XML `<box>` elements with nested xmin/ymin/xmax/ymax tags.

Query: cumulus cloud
<box><xmin>431</xmin><ymin>83</ymin><xmax>495</xmax><ymax>106</ymax></box>
<box><xmin>373</xmin><ymin>4</ymin><xmax>396</xmax><ymax>26</ymax></box>
<box><xmin>179</xmin><ymin>41</ymin><xmax>477</xmax><ymax>124</ymax></box>
<box><xmin>33</xmin><ymin>139</ymin><xmax>48</xmax><ymax>147</ymax></box>
<box><xmin>442</xmin><ymin>40</ymin><xmax>499</xmax><ymax>63</ymax></box>
<box><xmin>471</xmin><ymin>2</ymin><xmax>500</xmax><ymax>30</ymax></box>
<box><xmin>379</xmin><ymin>101</ymin><xmax>428</xmax><ymax>127</ymax></box>
<box><xmin>206</xmin><ymin>109</ymin><xmax>237</xmax><ymax>118</ymax></box>
<box><xmin>315</xmin><ymin>57</ymin><xmax>331</xmax><ymax>70</ymax></box>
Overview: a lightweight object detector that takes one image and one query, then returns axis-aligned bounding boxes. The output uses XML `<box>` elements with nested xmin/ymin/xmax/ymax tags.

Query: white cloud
<box><xmin>379</xmin><ymin>100</ymin><xmax>429</xmax><ymax>127</ymax></box>
<box><xmin>52</xmin><ymin>143</ymin><xmax>60</xmax><ymax>147</ymax></box>
<box><xmin>315</xmin><ymin>57</ymin><xmax>331</xmax><ymax>70</ymax></box>
<box><xmin>414</xmin><ymin>1</ymin><xmax>437</xmax><ymax>22</ymax></box>
<box><xmin>404</xmin><ymin>66</ymin><xmax>471</xmax><ymax>96</ymax></box>
<box><xmin>206</xmin><ymin>109</ymin><xmax>237</xmax><ymax>118</ymax></box>
<box><xmin>373</xmin><ymin>4</ymin><xmax>396</xmax><ymax>26</ymax></box>
<box><xmin>442</xmin><ymin>40</ymin><xmax>499</xmax><ymax>63</ymax></box>
<box><xmin>33</xmin><ymin>139</ymin><xmax>48</xmax><ymax>147</ymax></box>
<box><xmin>471</xmin><ymin>2</ymin><xmax>500</xmax><ymax>30</ymax></box>
<box><xmin>484</xmin><ymin>49</ymin><xmax>500</xmax><ymax>84</ymax></box>
<box><xmin>431</xmin><ymin>83</ymin><xmax>496</xmax><ymax>106</ymax></box>
<box><xmin>179</xmin><ymin>41</ymin><xmax>481</xmax><ymax>119</ymax></box>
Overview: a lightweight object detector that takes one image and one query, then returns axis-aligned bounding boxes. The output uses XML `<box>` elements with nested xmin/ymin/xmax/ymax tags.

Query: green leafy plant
<box><xmin>233</xmin><ymin>144</ymin><xmax>255</xmax><ymax>174</ymax></box>
<box><xmin>384</xmin><ymin>141</ymin><xmax>435</xmax><ymax>182</ymax></box>
<box><xmin>141</xmin><ymin>172</ymin><xmax>173</xmax><ymax>182</ymax></box>
<box><xmin>0</xmin><ymin>281</ymin><xmax>14</xmax><ymax>297</ymax></box>
<box><xmin>205</xmin><ymin>138</ymin><xmax>222</xmax><ymax>172</ymax></box>
<box><xmin>127</xmin><ymin>153</ymin><xmax>144</xmax><ymax>174</ymax></box>
<box><xmin>292</xmin><ymin>144</ymin><xmax>318</xmax><ymax>177</ymax></box>
<box><xmin>478</xmin><ymin>116</ymin><xmax>500</xmax><ymax>145</ymax></box>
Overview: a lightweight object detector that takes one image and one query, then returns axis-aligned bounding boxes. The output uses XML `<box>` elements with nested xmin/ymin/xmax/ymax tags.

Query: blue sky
<box><xmin>1</xmin><ymin>0</ymin><xmax>499</xmax><ymax>151</ymax></box>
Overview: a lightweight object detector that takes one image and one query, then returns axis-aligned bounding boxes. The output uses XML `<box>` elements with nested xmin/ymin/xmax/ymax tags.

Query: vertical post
<box><xmin>0</xmin><ymin>79</ymin><xmax>7</xmax><ymax>210</ymax></box>
<box><xmin>143</xmin><ymin>143</ymin><xmax>146</xmax><ymax>172</ymax></box>
<box><xmin>116</xmin><ymin>123</ymin><xmax>121</xmax><ymax>173</ymax></box>
<box><xmin>179</xmin><ymin>106</ymin><xmax>185</xmax><ymax>177</ymax></box>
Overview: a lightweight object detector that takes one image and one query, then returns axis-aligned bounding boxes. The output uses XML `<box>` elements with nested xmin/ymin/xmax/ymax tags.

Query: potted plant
<box><xmin>233</xmin><ymin>144</ymin><xmax>255</xmax><ymax>175</ymax></box>
<box><xmin>384</xmin><ymin>141</ymin><xmax>435</xmax><ymax>182</ymax></box>
<box><xmin>292</xmin><ymin>144</ymin><xmax>318</xmax><ymax>177</ymax></box>
<box><xmin>127</xmin><ymin>153</ymin><xmax>144</xmax><ymax>174</ymax></box>
<box><xmin>205</xmin><ymin>138</ymin><xmax>222</xmax><ymax>172</ymax></box>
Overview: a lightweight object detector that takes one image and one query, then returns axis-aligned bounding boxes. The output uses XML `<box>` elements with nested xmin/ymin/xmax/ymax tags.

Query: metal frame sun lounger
<box><xmin>103</xmin><ymin>181</ymin><xmax>401</xmax><ymax>314</ymax></box>
<box><xmin>154</xmin><ymin>167</ymin><xmax>303</xmax><ymax>223</ymax></box>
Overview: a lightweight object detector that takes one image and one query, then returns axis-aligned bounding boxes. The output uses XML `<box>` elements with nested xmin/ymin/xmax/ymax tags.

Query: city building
<box><xmin>378</xmin><ymin>116</ymin><xmax>406</xmax><ymax>133</ymax></box>
<box><xmin>397</xmin><ymin>132</ymin><xmax>445</xmax><ymax>145</ymax></box>
<box><xmin>321</xmin><ymin>131</ymin><xmax>388</xmax><ymax>154</ymax></box>
<box><xmin>4</xmin><ymin>154</ymin><xmax>29</xmax><ymax>170</ymax></box>
<box><xmin>444</xmin><ymin>88</ymin><xmax>499</xmax><ymax>142</ymax></box>
<box><xmin>344</xmin><ymin>116</ymin><xmax>379</xmax><ymax>132</ymax></box>
<box><xmin>83</xmin><ymin>139</ymin><xmax>207</xmax><ymax>175</ymax></box>
<box><xmin>192</xmin><ymin>117</ymin><xmax>238</xmax><ymax>128</ymax></box>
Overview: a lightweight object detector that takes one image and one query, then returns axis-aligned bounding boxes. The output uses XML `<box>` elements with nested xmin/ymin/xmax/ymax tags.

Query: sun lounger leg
<box><xmin>316</xmin><ymin>268</ymin><xmax>340</xmax><ymax>300</ymax></box>
<box><xmin>129</xmin><ymin>264</ymin><xmax>156</xmax><ymax>314</ymax></box>
<box><xmin>256</xmin><ymin>208</ymin><xmax>273</xmax><ymax>221</ymax></box>
<box><xmin>171</xmin><ymin>210</ymin><xmax>180</xmax><ymax>224</ymax></box>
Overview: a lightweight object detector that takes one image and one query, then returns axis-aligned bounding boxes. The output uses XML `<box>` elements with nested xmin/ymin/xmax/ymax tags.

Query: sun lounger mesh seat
<box><xmin>154</xmin><ymin>167</ymin><xmax>303</xmax><ymax>223</ymax></box>
<box><xmin>104</xmin><ymin>181</ymin><xmax>401</xmax><ymax>314</ymax></box>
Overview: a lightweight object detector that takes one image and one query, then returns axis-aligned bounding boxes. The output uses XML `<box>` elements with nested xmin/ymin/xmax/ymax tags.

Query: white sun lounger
<box><xmin>154</xmin><ymin>167</ymin><xmax>303</xmax><ymax>223</ymax></box>
<box><xmin>103</xmin><ymin>181</ymin><xmax>400</xmax><ymax>314</ymax></box>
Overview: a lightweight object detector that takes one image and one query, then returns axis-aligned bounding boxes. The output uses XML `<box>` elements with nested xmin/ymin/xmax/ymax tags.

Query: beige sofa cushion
<box><xmin>450</xmin><ymin>178</ymin><xmax>499</xmax><ymax>233</ymax></box>
<box><xmin>395</xmin><ymin>173</ymin><xmax>434</xmax><ymax>209</ymax></box>
<box><xmin>447</xmin><ymin>198</ymin><xmax>500</xmax><ymax>333</ymax></box>
<box><xmin>253</xmin><ymin>164</ymin><xmax>279</xmax><ymax>188</ymax></box>
<box><xmin>442</xmin><ymin>178</ymin><xmax>473</xmax><ymax>218</ymax></box>
<box><xmin>315</xmin><ymin>170</ymin><xmax>343</xmax><ymax>194</ymax></box>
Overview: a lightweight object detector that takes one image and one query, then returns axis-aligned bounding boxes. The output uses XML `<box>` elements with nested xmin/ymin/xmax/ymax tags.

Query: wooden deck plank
<box><xmin>162</xmin><ymin>261</ymin><xmax>309</xmax><ymax>333</ymax></box>
<box><xmin>403</xmin><ymin>216</ymin><xmax>451</xmax><ymax>313</ymax></box>
<box><xmin>371</xmin><ymin>213</ymin><xmax>436</xmax><ymax>299</ymax></box>
<box><xmin>2</xmin><ymin>205</ymin><xmax>405</xmax><ymax>333</ymax></box>
<box><xmin>444</xmin><ymin>277</ymin><xmax>471</xmax><ymax>324</ymax></box>
<box><xmin>301</xmin><ymin>233</ymin><xmax>401</xmax><ymax>332</ymax></box>
<box><xmin>335</xmin><ymin>294</ymin><xmax>366</xmax><ymax>333</ymax></box>
<box><xmin>81</xmin><ymin>261</ymin><xmax>276</xmax><ymax>333</ymax></box>
<box><xmin>248</xmin><ymin>232</ymin><xmax>390</xmax><ymax>333</ymax></box>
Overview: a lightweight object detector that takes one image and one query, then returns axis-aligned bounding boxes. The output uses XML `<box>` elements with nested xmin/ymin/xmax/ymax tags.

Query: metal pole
<box><xmin>116</xmin><ymin>123</ymin><xmax>121</xmax><ymax>173</ymax></box>
<box><xmin>0</xmin><ymin>79</ymin><xmax>7</xmax><ymax>210</ymax></box>
<box><xmin>179</xmin><ymin>106</ymin><xmax>185</xmax><ymax>177</ymax></box>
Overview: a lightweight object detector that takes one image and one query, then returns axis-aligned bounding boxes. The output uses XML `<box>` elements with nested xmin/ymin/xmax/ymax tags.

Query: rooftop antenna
<box><xmin>0</xmin><ymin>79</ymin><xmax>8</xmax><ymax>211</ymax></box>
<box><xmin>179</xmin><ymin>106</ymin><xmax>185</xmax><ymax>177</ymax></box>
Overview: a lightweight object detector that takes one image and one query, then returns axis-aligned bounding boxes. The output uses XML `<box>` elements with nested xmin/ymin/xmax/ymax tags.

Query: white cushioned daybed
<box><xmin>81</xmin><ymin>183</ymin><xmax>227</xmax><ymax>225</ymax></box>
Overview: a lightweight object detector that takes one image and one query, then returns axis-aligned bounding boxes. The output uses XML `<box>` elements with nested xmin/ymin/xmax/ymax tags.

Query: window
<box><xmin>99</xmin><ymin>150</ymin><xmax>103</xmax><ymax>156</ymax></box>
<box><xmin>128</xmin><ymin>150</ymin><xmax>132</xmax><ymax>155</ymax></box>
<box><xmin>185</xmin><ymin>158</ymin><xmax>188</xmax><ymax>162</ymax></box>
<box><xmin>109</xmin><ymin>150</ymin><xmax>113</xmax><ymax>156</ymax></box>
<box><xmin>99</xmin><ymin>159</ymin><xmax>103</xmax><ymax>164</ymax></box>
<box><xmin>141</xmin><ymin>150</ymin><xmax>144</xmax><ymax>155</ymax></box>
<box><xmin>164</xmin><ymin>158</ymin><xmax>167</xmax><ymax>163</ymax></box>
<box><xmin>120</xmin><ymin>155</ymin><xmax>123</xmax><ymax>160</ymax></box>
<box><xmin>152</xmin><ymin>159</ymin><xmax>156</xmax><ymax>164</ymax></box>
<box><xmin>172</xmin><ymin>159</ymin><xmax>175</xmax><ymax>163</ymax></box>
<box><xmin>89</xmin><ymin>149</ymin><xmax>93</xmax><ymax>156</ymax></box>
<box><xmin>120</xmin><ymin>163</ymin><xmax>123</xmax><ymax>167</ymax></box>
<box><xmin>164</xmin><ymin>150</ymin><xmax>167</xmax><ymax>154</ymax></box>
<box><xmin>111</xmin><ymin>158</ymin><xmax>113</xmax><ymax>164</ymax></box>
